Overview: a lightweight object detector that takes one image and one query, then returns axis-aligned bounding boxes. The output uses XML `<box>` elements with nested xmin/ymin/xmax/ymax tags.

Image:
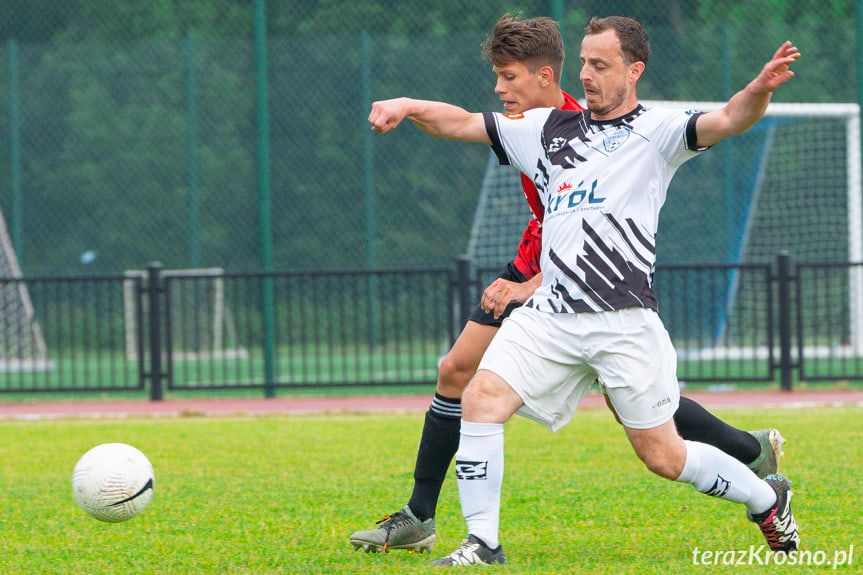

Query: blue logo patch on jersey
<box><xmin>603</xmin><ymin>127</ymin><xmax>631</xmax><ymax>153</ymax></box>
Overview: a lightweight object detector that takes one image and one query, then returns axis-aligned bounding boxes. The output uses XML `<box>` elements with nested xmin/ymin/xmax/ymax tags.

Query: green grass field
<box><xmin>1</xmin><ymin>405</ymin><xmax>860</xmax><ymax>574</ymax></box>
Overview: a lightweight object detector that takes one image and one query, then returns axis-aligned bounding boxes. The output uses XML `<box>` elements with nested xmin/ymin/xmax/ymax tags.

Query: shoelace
<box><xmin>758</xmin><ymin>508</ymin><xmax>794</xmax><ymax>549</ymax></box>
<box><xmin>454</xmin><ymin>539</ymin><xmax>479</xmax><ymax>553</ymax></box>
<box><xmin>376</xmin><ymin>512</ymin><xmax>410</xmax><ymax>553</ymax></box>
<box><xmin>759</xmin><ymin>522</ymin><xmax>782</xmax><ymax>547</ymax></box>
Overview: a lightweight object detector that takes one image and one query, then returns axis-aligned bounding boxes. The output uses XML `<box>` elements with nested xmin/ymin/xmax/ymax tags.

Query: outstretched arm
<box><xmin>368</xmin><ymin>97</ymin><xmax>491</xmax><ymax>143</ymax></box>
<box><xmin>695</xmin><ymin>41</ymin><xmax>800</xmax><ymax>148</ymax></box>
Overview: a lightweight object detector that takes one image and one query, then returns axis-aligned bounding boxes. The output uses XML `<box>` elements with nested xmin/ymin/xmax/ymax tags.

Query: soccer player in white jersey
<box><xmin>368</xmin><ymin>16</ymin><xmax>801</xmax><ymax>566</ymax></box>
<box><xmin>350</xmin><ymin>13</ymin><xmax>785</xmax><ymax>558</ymax></box>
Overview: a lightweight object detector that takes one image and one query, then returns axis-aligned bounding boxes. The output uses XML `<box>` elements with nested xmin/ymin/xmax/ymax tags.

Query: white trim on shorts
<box><xmin>478</xmin><ymin>306</ymin><xmax>680</xmax><ymax>431</ymax></box>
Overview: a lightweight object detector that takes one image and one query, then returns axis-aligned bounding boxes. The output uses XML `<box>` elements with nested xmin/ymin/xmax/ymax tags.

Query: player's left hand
<box><xmin>481</xmin><ymin>278</ymin><xmax>532</xmax><ymax>319</ymax></box>
<box><xmin>750</xmin><ymin>41</ymin><xmax>800</xmax><ymax>93</ymax></box>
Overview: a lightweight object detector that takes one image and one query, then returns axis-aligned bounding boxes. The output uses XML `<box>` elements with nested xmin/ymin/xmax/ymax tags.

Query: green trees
<box><xmin>0</xmin><ymin>1</ymin><xmax>857</xmax><ymax>274</ymax></box>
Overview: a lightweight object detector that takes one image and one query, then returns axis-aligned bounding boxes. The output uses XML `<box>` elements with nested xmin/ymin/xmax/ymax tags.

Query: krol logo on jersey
<box><xmin>546</xmin><ymin>178</ymin><xmax>605</xmax><ymax>216</ymax></box>
<box><xmin>504</xmin><ymin>113</ymin><xmax>525</xmax><ymax>120</ymax></box>
<box><xmin>602</xmin><ymin>126</ymin><xmax>631</xmax><ymax>153</ymax></box>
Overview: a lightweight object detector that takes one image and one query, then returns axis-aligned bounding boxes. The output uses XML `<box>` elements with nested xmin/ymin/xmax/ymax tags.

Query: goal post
<box><xmin>846</xmin><ymin>109</ymin><xmax>863</xmax><ymax>356</ymax></box>
<box><xmin>466</xmin><ymin>101</ymin><xmax>863</xmax><ymax>356</ymax></box>
<box><xmin>643</xmin><ymin>101</ymin><xmax>863</xmax><ymax>356</ymax></box>
<box><xmin>0</xmin><ymin>207</ymin><xmax>49</xmax><ymax>371</ymax></box>
<box><xmin>124</xmin><ymin>267</ymin><xmax>246</xmax><ymax>360</ymax></box>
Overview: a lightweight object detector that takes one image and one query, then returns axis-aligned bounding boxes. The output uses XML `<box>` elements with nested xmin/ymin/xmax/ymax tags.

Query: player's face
<box><xmin>492</xmin><ymin>61</ymin><xmax>549</xmax><ymax>114</ymax></box>
<box><xmin>579</xmin><ymin>29</ymin><xmax>640</xmax><ymax>120</ymax></box>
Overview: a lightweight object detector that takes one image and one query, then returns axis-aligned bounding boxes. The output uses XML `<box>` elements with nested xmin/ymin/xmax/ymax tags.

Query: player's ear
<box><xmin>538</xmin><ymin>65</ymin><xmax>555</xmax><ymax>86</ymax></box>
<box><xmin>629</xmin><ymin>61</ymin><xmax>645</xmax><ymax>84</ymax></box>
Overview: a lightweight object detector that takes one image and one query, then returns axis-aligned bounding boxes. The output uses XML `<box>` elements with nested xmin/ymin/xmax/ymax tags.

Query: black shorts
<box><xmin>467</xmin><ymin>261</ymin><xmax>528</xmax><ymax>328</ymax></box>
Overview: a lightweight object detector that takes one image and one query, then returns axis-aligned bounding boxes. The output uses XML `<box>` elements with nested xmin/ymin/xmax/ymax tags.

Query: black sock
<box><xmin>673</xmin><ymin>395</ymin><xmax>760</xmax><ymax>464</ymax></box>
<box><xmin>407</xmin><ymin>394</ymin><xmax>461</xmax><ymax>521</ymax></box>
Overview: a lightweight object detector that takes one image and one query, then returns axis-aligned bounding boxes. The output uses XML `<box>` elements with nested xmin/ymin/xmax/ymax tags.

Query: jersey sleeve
<box><xmin>482</xmin><ymin>108</ymin><xmax>553</xmax><ymax>175</ymax></box>
<box><xmin>649</xmin><ymin>108</ymin><xmax>708</xmax><ymax>169</ymax></box>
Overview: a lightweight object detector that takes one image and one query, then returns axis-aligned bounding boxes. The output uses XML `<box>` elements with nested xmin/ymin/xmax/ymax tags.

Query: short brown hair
<box><xmin>585</xmin><ymin>16</ymin><xmax>650</xmax><ymax>67</ymax></box>
<box><xmin>481</xmin><ymin>13</ymin><xmax>565</xmax><ymax>82</ymax></box>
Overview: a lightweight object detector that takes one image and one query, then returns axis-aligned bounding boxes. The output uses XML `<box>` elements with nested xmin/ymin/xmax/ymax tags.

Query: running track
<box><xmin>2</xmin><ymin>389</ymin><xmax>862</xmax><ymax>420</ymax></box>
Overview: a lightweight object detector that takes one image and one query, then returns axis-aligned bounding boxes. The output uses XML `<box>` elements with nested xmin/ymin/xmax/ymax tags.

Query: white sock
<box><xmin>676</xmin><ymin>440</ymin><xmax>777</xmax><ymax>515</ymax></box>
<box><xmin>455</xmin><ymin>420</ymin><xmax>504</xmax><ymax>550</ymax></box>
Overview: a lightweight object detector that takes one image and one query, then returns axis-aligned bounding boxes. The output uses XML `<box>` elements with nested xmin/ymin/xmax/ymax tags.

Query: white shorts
<box><xmin>478</xmin><ymin>306</ymin><xmax>680</xmax><ymax>431</ymax></box>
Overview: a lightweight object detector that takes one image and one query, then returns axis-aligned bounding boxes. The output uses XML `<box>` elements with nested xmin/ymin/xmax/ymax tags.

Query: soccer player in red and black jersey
<box><xmin>350</xmin><ymin>13</ymin><xmax>785</xmax><ymax>556</ymax></box>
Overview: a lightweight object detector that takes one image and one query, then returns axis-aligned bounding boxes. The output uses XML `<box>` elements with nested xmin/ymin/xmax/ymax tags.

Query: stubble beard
<box><xmin>586</xmin><ymin>84</ymin><xmax>629</xmax><ymax>119</ymax></box>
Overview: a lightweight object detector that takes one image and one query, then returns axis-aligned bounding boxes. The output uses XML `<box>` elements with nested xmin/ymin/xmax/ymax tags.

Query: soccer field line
<box><xmin>678</xmin><ymin>345</ymin><xmax>863</xmax><ymax>360</ymax></box>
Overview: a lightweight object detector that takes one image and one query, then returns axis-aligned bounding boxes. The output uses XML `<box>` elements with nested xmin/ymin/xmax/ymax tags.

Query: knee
<box><xmin>627</xmin><ymin>421</ymin><xmax>687</xmax><ymax>480</ymax></box>
<box><xmin>637</xmin><ymin>445</ymin><xmax>686</xmax><ymax>480</ymax></box>
<box><xmin>462</xmin><ymin>373</ymin><xmax>495</xmax><ymax>406</ymax></box>
<box><xmin>437</xmin><ymin>351</ymin><xmax>476</xmax><ymax>397</ymax></box>
<box><xmin>461</xmin><ymin>372</ymin><xmax>522</xmax><ymax>423</ymax></box>
<box><xmin>640</xmin><ymin>453</ymin><xmax>681</xmax><ymax>479</ymax></box>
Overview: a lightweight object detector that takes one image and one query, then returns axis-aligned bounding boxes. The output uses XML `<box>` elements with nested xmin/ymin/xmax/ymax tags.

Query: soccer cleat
<box><xmin>349</xmin><ymin>506</ymin><xmax>436</xmax><ymax>554</ymax></box>
<box><xmin>748</xmin><ymin>474</ymin><xmax>799</xmax><ymax>553</ymax></box>
<box><xmin>747</xmin><ymin>429</ymin><xmax>785</xmax><ymax>478</ymax></box>
<box><xmin>429</xmin><ymin>535</ymin><xmax>507</xmax><ymax>566</ymax></box>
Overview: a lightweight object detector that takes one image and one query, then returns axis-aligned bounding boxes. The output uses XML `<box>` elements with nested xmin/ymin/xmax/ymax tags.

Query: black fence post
<box><xmin>456</xmin><ymin>255</ymin><xmax>473</xmax><ymax>330</ymax></box>
<box><xmin>147</xmin><ymin>262</ymin><xmax>164</xmax><ymax>401</ymax></box>
<box><xmin>776</xmin><ymin>251</ymin><xmax>794</xmax><ymax>391</ymax></box>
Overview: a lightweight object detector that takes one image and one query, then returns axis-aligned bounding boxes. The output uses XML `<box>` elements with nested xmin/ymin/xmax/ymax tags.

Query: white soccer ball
<box><xmin>72</xmin><ymin>443</ymin><xmax>155</xmax><ymax>523</ymax></box>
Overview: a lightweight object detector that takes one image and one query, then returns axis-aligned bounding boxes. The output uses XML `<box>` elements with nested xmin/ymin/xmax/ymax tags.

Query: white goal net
<box><xmin>466</xmin><ymin>101</ymin><xmax>863</xmax><ymax>357</ymax></box>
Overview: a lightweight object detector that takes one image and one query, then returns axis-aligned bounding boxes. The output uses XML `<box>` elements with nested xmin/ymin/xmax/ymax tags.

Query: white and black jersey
<box><xmin>483</xmin><ymin>104</ymin><xmax>705</xmax><ymax>314</ymax></box>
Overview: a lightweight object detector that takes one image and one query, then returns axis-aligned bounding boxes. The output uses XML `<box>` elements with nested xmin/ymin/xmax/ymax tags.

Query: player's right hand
<box><xmin>369</xmin><ymin>98</ymin><xmax>409</xmax><ymax>133</ymax></box>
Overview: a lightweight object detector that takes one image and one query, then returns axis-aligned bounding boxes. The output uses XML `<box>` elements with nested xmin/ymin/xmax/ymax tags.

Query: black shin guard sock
<box><xmin>674</xmin><ymin>396</ymin><xmax>761</xmax><ymax>464</ymax></box>
<box><xmin>407</xmin><ymin>410</ymin><xmax>461</xmax><ymax>521</ymax></box>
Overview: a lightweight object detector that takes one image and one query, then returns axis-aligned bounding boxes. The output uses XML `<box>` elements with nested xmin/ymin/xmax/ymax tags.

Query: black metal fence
<box><xmin>1</xmin><ymin>253</ymin><xmax>861</xmax><ymax>397</ymax></box>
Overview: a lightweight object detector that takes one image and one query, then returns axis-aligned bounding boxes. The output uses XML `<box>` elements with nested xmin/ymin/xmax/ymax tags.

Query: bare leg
<box><xmin>625</xmin><ymin>421</ymin><xmax>776</xmax><ymax>513</ymax></box>
<box><xmin>608</xmin><ymin>393</ymin><xmax>765</xmax><ymax>468</ymax></box>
